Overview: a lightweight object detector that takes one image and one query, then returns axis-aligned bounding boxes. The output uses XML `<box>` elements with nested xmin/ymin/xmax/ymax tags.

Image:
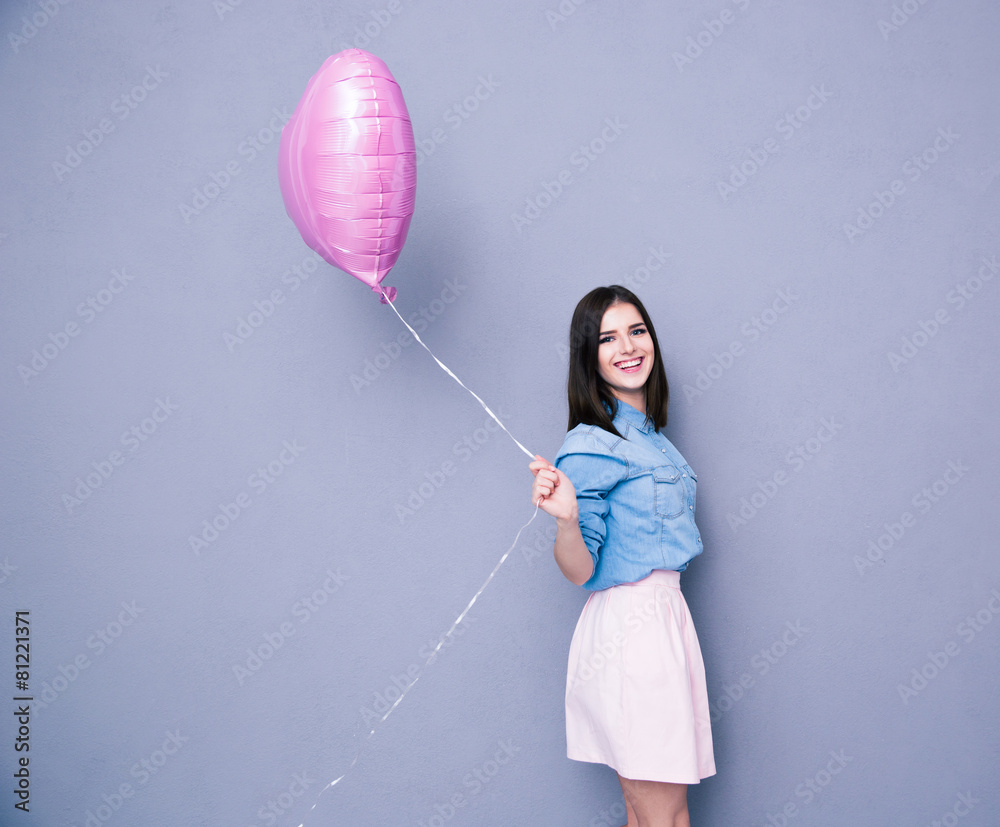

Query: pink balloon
<box><xmin>279</xmin><ymin>50</ymin><xmax>416</xmax><ymax>303</ymax></box>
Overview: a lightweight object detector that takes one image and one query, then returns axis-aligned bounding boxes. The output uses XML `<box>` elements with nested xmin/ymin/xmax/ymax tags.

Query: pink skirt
<box><xmin>565</xmin><ymin>569</ymin><xmax>716</xmax><ymax>783</ymax></box>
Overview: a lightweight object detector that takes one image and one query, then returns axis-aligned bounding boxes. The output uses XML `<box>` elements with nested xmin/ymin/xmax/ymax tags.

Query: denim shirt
<box><xmin>553</xmin><ymin>399</ymin><xmax>704</xmax><ymax>591</ymax></box>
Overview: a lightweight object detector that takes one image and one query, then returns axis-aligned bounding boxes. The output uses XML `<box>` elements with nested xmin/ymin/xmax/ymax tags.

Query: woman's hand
<box><xmin>528</xmin><ymin>454</ymin><xmax>578</xmax><ymax>522</ymax></box>
<box><xmin>529</xmin><ymin>454</ymin><xmax>593</xmax><ymax>585</ymax></box>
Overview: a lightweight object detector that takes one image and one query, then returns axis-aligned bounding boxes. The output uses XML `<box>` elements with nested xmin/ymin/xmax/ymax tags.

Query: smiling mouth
<box><xmin>614</xmin><ymin>357</ymin><xmax>643</xmax><ymax>371</ymax></box>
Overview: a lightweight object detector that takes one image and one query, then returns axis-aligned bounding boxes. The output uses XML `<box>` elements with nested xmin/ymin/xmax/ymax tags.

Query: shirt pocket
<box><xmin>683</xmin><ymin>464</ymin><xmax>697</xmax><ymax>505</ymax></box>
<box><xmin>652</xmin><ymin>466</ymin><xmax>685</xmax><ymax>518</ymax></box>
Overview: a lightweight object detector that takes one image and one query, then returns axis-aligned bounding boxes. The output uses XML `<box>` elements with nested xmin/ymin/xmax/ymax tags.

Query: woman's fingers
<box><xmin>529</xmin><ymin>464</ymin><xmax>559</xmax><ymax>487</ymax></box>
<box><xmin>530</xmin><ymin>455</ymin><xmax>562</xmax><ymax>509</ymax></box>
<box><xmin>535</xmin><ymin>474</ymin><xmax>557</xmax><ymax>494</ymax></box>
<box><xmin>533</xmin><ymin>475</ymin><xmax>556</xmax><ymax>502</ymax></box>
<box><xmin>529</xmin><ymin>454</ymin><xmax>557</xmax><ymax>474</ymax></box>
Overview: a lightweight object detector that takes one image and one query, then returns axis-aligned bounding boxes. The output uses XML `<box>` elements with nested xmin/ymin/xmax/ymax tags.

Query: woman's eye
<box><xmin>632</xmin><ymin>327</ymin><xmax>647</xmax><ymax>336</ymax></box>
<box><xmin>599</xmin><ymin>335</ymin><xmax>613</xmax><ymax>344</ymax></box>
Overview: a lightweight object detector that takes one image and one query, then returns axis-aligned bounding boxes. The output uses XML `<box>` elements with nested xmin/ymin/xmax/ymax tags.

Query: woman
<box><xmin>529</xmin><ymin>285</ymin><xmax>715</xmax><ymax>827</ymax></box>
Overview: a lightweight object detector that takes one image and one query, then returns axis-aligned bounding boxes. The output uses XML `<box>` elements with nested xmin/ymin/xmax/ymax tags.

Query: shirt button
<box><xmin>661</xmin><ymin>448</ymin><xmax>666</xmax><ymax>453</ymax></box>
<box><xmin>689</xmin><ymin>505</ymin><xmax>693</xmax><ymax>510</ymax></box>
<box><xmin>682</xmin><ymin>473</ymin><xmax>687</xmax><ymax>477</ymax></box>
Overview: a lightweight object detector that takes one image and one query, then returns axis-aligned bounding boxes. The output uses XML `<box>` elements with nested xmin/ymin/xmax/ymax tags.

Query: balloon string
<box><xmin>295</xmin><ymin>284</ymin><xmax>547</xmax><ymax>823</ymax></box>
<box><xmin>291</xmin><ymin>51</ymin><xmax>549</xmax><ymax>823</ymax></box>
<box><xmin>297</xmin><ymin>500</ymin><xmax>542</xmax><ymax>826</ymax></box>
<box><xmin>379</xmin><ymin>285</ymin><xmax>536</xmax><ymax>460</ymax></box>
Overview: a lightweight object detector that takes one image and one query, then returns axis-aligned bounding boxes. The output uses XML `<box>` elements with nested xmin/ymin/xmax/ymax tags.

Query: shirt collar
<box><xmin>605</xmin><ymin>398</ymin><xmax>654</xmax><ymax>435</ymax></box>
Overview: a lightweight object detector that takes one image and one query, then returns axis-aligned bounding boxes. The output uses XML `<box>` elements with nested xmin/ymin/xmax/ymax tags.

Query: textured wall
<box><xmin>2</xmin><ymin>1</ymin><xmax>998</xmax><ymax>825</ymax></box>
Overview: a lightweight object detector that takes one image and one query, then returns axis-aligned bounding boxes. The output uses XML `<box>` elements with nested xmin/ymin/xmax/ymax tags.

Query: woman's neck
<box><xmin>614</xmin><ymin>391</ymin><xmax>646</xmax><ymax>416</ymax></box>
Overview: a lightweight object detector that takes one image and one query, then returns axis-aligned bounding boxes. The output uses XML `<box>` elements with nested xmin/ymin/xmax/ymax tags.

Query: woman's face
<box><xmin>596</xmin><ymin>301</ymin><xmax>654</xmax><ymax>411</ymax></box>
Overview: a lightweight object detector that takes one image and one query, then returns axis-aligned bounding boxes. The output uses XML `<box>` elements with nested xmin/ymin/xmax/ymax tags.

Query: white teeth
<box><xmin>616</xmin><ymin>358</ymin><xmax>641</xmax><ymax>368</ymax></box>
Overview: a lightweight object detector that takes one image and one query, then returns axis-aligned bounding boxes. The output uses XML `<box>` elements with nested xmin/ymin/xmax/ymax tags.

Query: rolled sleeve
<box><xmin>554</xmin><ymin>435</ymin><xmax>627</xmax><ymax>571</ymax></box>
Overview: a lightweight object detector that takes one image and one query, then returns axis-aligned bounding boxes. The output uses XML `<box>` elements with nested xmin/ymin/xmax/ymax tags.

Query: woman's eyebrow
<box><xmin>599</xmin><ymin>323</ymin><xmax>645</xmax><ymax>336</ymax></box>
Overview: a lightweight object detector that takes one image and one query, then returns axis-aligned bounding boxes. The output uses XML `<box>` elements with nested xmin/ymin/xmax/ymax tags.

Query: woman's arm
<box><xmin>553</xmin><ymin>509</ymin><xmax>593</xmax><ymax>586</ymax></box>
<box><xmin>529</xmin><ymin>455</ymin><xmax>594</xmax><ymax>586</ymax></box>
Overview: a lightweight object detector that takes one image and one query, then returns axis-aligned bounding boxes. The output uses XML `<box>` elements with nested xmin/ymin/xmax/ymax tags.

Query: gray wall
<box><xmin>2</xmin><ymin>1</ymin><xmax>998</xmax><ymax>825</ymax></box>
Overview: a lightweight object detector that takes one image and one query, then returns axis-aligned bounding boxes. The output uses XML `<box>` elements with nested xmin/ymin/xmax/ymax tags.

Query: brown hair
<box><xmin>566</xmin><ymin>285</ymin><xmax>669</xmax><ymax>438</ymax></box>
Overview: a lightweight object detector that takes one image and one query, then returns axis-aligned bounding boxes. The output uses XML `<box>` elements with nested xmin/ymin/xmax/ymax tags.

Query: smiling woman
<box><xmin>529</xmin><ymin>285</ymin><xmax>715</xmax><ymax>827</ymax></box>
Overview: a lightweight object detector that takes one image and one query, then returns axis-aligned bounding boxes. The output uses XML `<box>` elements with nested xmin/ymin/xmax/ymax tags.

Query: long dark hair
<box><xmin>566</xmin><ymin>285</ymin><xmax>669</xmax><ymax>438</ymax></box>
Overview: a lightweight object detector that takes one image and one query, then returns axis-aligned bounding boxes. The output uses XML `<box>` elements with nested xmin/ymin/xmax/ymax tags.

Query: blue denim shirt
<box><xmin>554</xmin><ymin>399</ymin><xmax>704</xmax><ymax>591</ymax></box>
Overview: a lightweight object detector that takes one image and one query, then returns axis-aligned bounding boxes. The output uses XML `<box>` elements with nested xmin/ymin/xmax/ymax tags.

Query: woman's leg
<box><xmin>617</xmin><ymin>775</ymin><xmax>689</xmax><ymax>827</ymax></box>
<box><xmin>618</xmin><ymin>775</ymin><xmax>640</xmax><ymax>827</ymax></box>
